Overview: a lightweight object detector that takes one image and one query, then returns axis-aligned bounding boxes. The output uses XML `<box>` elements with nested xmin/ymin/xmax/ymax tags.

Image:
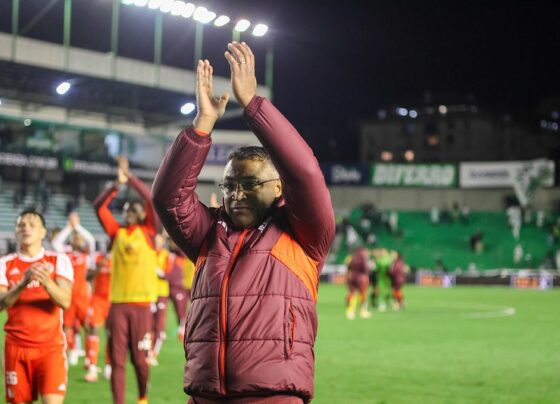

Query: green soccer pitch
<box><xmin>1</xmin><ymin>284</ymin><xmax>559</xmax><ymax>403</ymax></box>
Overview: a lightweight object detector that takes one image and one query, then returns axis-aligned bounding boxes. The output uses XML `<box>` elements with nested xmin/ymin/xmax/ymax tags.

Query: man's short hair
<box><xmin>17</xmin><ymin>208</ymin><xmax>46</xmax><ymax>228</ymax></box>
<box><xmin>228</xmin><ymin>146</ymin><xmax>272</xmax><ymax>164</ymax></box>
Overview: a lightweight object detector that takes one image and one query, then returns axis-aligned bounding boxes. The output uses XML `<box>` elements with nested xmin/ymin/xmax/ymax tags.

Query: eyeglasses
<box><xmin>218</xmin><ymin>178</ymin><xmax>279</xmax><ymax>195</ymax></box>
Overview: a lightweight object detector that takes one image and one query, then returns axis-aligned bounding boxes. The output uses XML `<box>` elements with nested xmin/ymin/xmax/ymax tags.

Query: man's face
<box><xmin>123</xmin><ymin>202</ymin><xmax>144</xmax><ymax>226</ymax></box>
<box><xmin>15</xmin><ymin>214</ymin><xmax>47</xmax><ymax>249</ymax></box>
<box><xmin>222</xmin><ymin>158</ymin><xmax>282</xmax><ymax>229</ymax></box>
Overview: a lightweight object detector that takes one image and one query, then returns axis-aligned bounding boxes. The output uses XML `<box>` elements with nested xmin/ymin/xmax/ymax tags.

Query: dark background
<box><xmin>1</xmin><ymin>0</ymin><xmax>559</xmax><ymax>161</ymax></box>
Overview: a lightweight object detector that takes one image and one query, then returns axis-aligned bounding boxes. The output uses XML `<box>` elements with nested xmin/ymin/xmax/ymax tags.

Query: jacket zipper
<box><xmin>218</xmin><ymin>229</ymin><xmax>248</xmax><ymax>395</ymax></box>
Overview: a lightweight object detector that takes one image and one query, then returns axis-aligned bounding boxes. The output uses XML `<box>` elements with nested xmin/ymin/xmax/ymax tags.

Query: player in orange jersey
<box><xmin>94</xmin><ymin>157</ymin><xmax>159</xmax><ymax>404</ymax></box>
<box><xmin>84</xmin><ymin>252</ymin><xmax>112</xmax><ymax>382</ymax></box>
<box><xmin>0</xmin><ymin>209</ymin><xmax>73</xmax><ymax>404</ymax></box>
<box><xmin>51</xmin><ymin>211</ymin><xmax>96</xmax><ymax>366</ymax></box>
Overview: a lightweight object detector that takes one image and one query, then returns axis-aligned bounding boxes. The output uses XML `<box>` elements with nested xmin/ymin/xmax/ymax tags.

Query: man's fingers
<box><xmin>196</xmin><ymin>60</ymin><xmax>204</xmax><ymax>92</ymax></box>
<box><xmin>227</xmin><ymin>42</ymin><xmax>246</xmax><ymax>64</ymax></box>
<box><xmin>239</xmin><ymin>42</ymin><xmax>255</xmax><ymax>67</ymax></box>
<box><xmin>208</xmin><ymin>61</ymin><xmax>214</xmax><ymax>92</ymax></box>
<box><xmin>224</xmin><ymin>51</ymin><xmax>240</xmax><ymax>73</ymax></box>
<box><xmin>218</xmin><ymin>92</ymin><xmax>230</xmax><ymax>108</ymax></box>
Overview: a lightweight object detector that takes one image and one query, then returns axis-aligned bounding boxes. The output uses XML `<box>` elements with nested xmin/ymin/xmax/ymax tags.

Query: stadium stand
<box><xmin>331</xmin><ymin>206</ymin><xmax>556</xmax><ymax>272</ymax></box>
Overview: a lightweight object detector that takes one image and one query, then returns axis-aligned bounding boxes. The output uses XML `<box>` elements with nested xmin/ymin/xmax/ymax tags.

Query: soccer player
<box><xmin>345</xmin><ymin>247</ymin><xmax>373</xmax><ymax>319</ymax></box>
<box><xmin>149</xmin><ymin>233</ymin><xmax>171</xmax><ymax>366</ymax></box>
<box><xmin>94</xmin><ymin>157</ymin><xmax>159</xmax><ymax>404</ymax></box>
<box><xmin>0</xmin><ymin>209</ymin><xmax>73</xmax><ymax>404</ymax></box>
<box><xmin>373</xmin><ymin>248</ymin><xmax>394</xmax><ymax>312</ymax></box>
<box><xmin>152</xmin><ymin>42</ymin><xmax>335</xmax><ymax>403</ymax></box>
<box><xmin>389</xmin><ymin>251</ymin><xmax>406</xmax><ymax>311</ymax></box>
<box><xmin>51</xmin><ymin>211</ymin><xmax>95</xmax><ymax>366</ymax></box>
<box><xmin>84</xmin><ymin>251</ymin><xmax>112</xmax><ymax>382</ymax></box>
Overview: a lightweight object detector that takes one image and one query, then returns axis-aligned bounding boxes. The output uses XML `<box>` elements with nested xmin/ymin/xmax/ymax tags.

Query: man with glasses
<box><xmin>153</xmin><ymin>42</ymin><xmax>335</xmax><ymax>403</ymax></box>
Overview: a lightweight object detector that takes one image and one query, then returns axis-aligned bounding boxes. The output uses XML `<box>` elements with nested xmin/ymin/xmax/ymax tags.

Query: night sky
<box><xmin>1</xmin><ymin>0</ymin><xmax>559</xmax><ymax>161</ymax></box>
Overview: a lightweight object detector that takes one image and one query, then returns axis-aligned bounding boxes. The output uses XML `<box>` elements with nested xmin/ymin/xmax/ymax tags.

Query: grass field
<box><xmin>2</xmin><ymin>284</ymin><xmax>560</xmax><ymax>403</ymax></box>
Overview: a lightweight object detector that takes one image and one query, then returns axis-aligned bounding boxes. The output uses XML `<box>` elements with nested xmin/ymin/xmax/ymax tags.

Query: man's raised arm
<box><xmin>152</xmin><ymin>60</ymin><xmax>229</xmax><ymax>262</ymax></box>
<box><xmin>225</xmin><ymin>42</ymin><xmax>335</xmax><ymax>264</ymax></box>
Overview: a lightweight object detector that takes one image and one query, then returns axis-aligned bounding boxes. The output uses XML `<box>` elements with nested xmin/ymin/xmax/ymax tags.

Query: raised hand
<box><xmin>116</xmin><ymin>155</ymin><xmax>129</xmax><ymax>185</ymax></box>
<box><xmin>224</xmin><ymin>42</ymin><xmax>257</xmax><ymax>108</ymax></box>
<box><xmin>68</xmin><ymin>211</ymin><xmax>80</xmax><ymax>229</ymax></box>
<box><xmin>193</xmin><ymin>59</ymin><xmax>229</xmax><ymax>133</ymax></box>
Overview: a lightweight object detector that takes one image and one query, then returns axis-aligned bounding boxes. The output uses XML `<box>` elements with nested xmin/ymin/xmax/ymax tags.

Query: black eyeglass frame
<box><xmin>218</xmin><ymin>178</ymin><xmax>279</xmax><ymax>194</ymax></box>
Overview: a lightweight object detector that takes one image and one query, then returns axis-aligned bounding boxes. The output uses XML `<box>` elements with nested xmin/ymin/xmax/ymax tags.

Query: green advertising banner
<box><xmin>370</xmin><ymin>163</ymin><xmax>457</xmax><ymax>187</ymax></box>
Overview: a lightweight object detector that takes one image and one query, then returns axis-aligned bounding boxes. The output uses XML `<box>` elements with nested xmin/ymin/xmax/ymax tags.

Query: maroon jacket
<box><xmin>152</xmin><ymin>96</ymin><xmax>335</xmax><ymax>401</ymax></box>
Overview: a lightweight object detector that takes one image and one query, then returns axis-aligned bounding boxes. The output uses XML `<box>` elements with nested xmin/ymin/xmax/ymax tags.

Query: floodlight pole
<box><xmin>63</xmin><ymin>0</ymin><xmax>72</xmax><ymax>69</ymax></box>
<box><xmin>11</xmin><ymin>0</ymin><xmax>20</xmax><ymax>60</ymax></box>
<box><xmin>232</xmin><ymin>29</ymin><xmax>240</xmax><ymax>42</ymax></box>
<box><xmin>20</xmin><ymin>0</ymin><xmax>60</xmax><ymax>36</ymax></box>
<box><xmin>154</xmin><ymin>13</ymin><xmax>163</xmax><ymax>85</ymax></box>
<box><xmin>110</xmin><ymin>0</ymin><xmax>120</xmax><ymax>77</ymax></box>
<box><xmin>193</xmin><ymin>21</ymin><xmax>204</xmax><ymax>68</ymax></box>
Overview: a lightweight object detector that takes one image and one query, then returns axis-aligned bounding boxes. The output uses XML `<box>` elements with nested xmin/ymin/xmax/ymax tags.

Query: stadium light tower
<box><xmin>214</xmin><ymin>15</ymin><xmax>230</xmax><ymax>27</ymax></box>
<box><xmin>232</xmin><ymin>19</ymin><xmax>250</xmax><ymax>42</ymax></box>
<box><xmin>193</xmin><ymin>7</ymin><xmax>216</xmax><ymax>24</ymax></box>
<box><xmin>252</xmin><ymin>23</ymin><xmax>268</xmax><ymax>37</ymax></box>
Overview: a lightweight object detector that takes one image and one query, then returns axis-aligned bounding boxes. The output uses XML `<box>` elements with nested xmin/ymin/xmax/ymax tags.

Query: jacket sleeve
<box><xmin>244</xmin><ymin>96</ymin><xmax>335</xmax><ymax>265</ymax></box>
<box><xmin>128</xmin><ymin>175</ymin><xmax>160</xmax><ymax>236</ymax></box>
<box><xmin>152</xmin><ymin>127</ymin><xmax>214</xmax><ymax>262</ymax></box>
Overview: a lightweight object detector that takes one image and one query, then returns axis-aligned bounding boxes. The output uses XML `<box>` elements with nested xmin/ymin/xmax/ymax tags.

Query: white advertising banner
<box><xmin>460</xmin><ymin>160</ymin><xmax>555</xmax><ymax>189</ymax></box>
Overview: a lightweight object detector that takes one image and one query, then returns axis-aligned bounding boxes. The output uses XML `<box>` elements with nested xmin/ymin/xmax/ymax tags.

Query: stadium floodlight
<box><xmin>171</xmin><ymin>1</ymin><xmax>186</xmax><ymax>16</ymax></box>
<box><xmin>148</xmin><ymin>0</ymin><xmax>161</xmax><ymax>9</ymax></box>
<box><xmin>234</xmin><ymin>19</ymin><xmax>251</xmax><ymax>32</ymax></box>
<box><xmin>133</xmin><ymin>0</ymin><xmax>149</xmax><ymax>7</ymax></box>
<box><xmin>396</xmin><ymin>107</ymin><xmax>408</xmax><ymax>116</ymax></box>
<box><xmin>214</xmin><ymin>15</ymin><xmax>230</xmax><ymax>27</ymax></box>
<box><xmin>180</xmin><ymin>102</ymin><xmax>196</xmax><ymax>115</ymax></box>
<box><xmin>252</xmin><ymin>23</ymin><xmax>268</xmax><ymax>37</ymax></box>
<box><xmin>193</xmin><ymin>7</ymin><xmax>216</xmax><ymax>24</ymax></box>
<box><xmin>409</xmin><ymin>109</ymin><xmax>418</xmax><ymax>118</ymax></box>
<box><xmin>159</xmin><ymin>0</ymin><xmax>174</xmax><ymax>13</ymax></box>
<box><xmin>56</xmin><ymin>81</ymin><xmax>71</xmax><ymax>95</ymax></box>
<box><xmin>380</xmin><ymin>151</ymin><xmax>393</xmax><ymax>161</ymax></box>
<box><xmin>181</xmin><ymin>2</ymin><xmax>196</xmax><ymax>18</ymax></box>
<box><xmin>438</xmin><ymin>105</ymin><xmax>448</xmax><ymax>114</ymax></box>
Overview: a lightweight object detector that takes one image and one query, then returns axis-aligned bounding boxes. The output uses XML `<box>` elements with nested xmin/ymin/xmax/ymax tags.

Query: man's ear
<box><xmin>274</xmin><ymin>179</ymin><xmax>282</xmax><ymax>198</ymax></box>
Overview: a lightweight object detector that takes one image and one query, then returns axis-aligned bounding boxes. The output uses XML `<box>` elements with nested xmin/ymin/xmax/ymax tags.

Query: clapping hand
<box><xmin>29</xmin><ymin>262</ymin><xmax>54</xmax><ymax>287</ymax></box>
<box><xmin>224</xmin><ymin>42</ymin><xmax>257</xmax><ymax>108</ymax></box>
<box><xmin>193</xmin><ymin>59</ymin><xmax>229</xmax><ymax>133</ymax></box>
<box><xmin>116</xmin><ymin>156</ymin><xmax>129</xmax><ymax>185</ymax></box>
<box><xmin>68</xmin><ymin>211</ymin><xmax>80</xmax><ymax>229</ymax></box>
